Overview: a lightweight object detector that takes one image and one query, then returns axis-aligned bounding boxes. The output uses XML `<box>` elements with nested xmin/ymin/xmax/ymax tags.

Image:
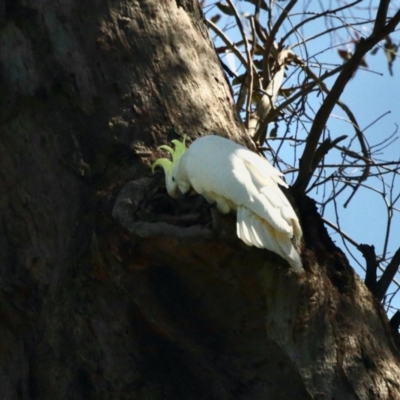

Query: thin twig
<box><xmin>375</xmin><ymin>246</ymin><xmax>400</xmax><ymax>301</ymax></box>
<box><xmin>280</xmin><ymin>0</ymin><xmax>363</xmax><ymax>45</ymax></box>
<box><xmin>263</xmin><ymin>0</ymin><xmax>298</xmax><ymax>83</ymax></box>
<box><xmin>294</xmin><ymin>6</ymin><xmax>400</xmax><ymax>193</ymax></box>
<box><xmin>225</xmin><ymin>0</ymin><xmax>254</xmax><ymax>127</ymax></box>
<box><xmin>206</xmin><ymin>19</ymin><xmax>249</xmax><ymax>68</ymax></box>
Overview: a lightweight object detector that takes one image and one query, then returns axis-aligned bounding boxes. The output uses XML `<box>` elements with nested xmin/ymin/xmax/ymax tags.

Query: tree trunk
<box><xmin>1</xmin><ymin>1</ymin><xmax>399</xmax><ymax>399</ymax></box>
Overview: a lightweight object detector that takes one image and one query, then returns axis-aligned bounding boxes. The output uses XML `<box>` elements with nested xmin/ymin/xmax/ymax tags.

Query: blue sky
<box><xmin>204</xmin><ymin>1</ymin><xmax>400</xmax><ymax>316</ymax></box>
<box><xmin>322</xmin><ymin>49</ymin><xmax>400</xmax><ymax>314</ymax></box>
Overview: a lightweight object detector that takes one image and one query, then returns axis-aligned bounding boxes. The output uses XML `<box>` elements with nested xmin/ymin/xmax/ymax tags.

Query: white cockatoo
<box><xmin>152</xmin><ymin>135</ymin><xmax>303</xmax><ymax>273</ymax></box>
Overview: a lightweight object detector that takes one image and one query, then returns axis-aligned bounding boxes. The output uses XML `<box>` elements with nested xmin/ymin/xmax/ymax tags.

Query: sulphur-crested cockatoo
<box><xmin>152</xmin><ymin>135</ymin><xmax>302</xmax><ymax>273</ymax></box>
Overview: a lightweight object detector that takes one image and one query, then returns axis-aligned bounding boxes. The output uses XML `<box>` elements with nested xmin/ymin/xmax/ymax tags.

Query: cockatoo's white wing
<box><xmin>236</xmin><ymin>207</ymin><xmax>302</xmax><ymax>272</ymax></box>
<box><xmin>181</xmin><ymin>136</ymin><xmax>300</xmax><ymax>237</ymax></box>
<box><xmin>231</xmin><ymin>147</ymin><xmax>302</xmax><ymax>238</ymax></box>
<box><xmin>177</xmin><ymin>135</ymin><xmax>302</xmax><ymax>272</ymax></box>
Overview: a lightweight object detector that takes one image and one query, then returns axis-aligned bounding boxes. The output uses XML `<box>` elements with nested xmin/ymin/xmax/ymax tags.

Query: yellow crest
<box><xmin>152</xmin><ymin>136</ymin><xmax>187</xmax><ymax>175</ymax></box>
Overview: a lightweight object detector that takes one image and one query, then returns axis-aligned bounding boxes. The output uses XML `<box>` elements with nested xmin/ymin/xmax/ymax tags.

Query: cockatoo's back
<box><xmin>169</xmin><ymin>135</ymin><xmax>303</xmax><ymax>272</ymax></box>
<box><xmin>180</xmin><ymin>136</ymin><xmax>302</xmax><ymax>236</ymax></box>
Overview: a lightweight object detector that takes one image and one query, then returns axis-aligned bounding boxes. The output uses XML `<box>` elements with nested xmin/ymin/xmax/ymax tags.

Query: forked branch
<box><xmin>294</xmin><ymin>4</ymin><xmax>400</xmax><ymax>193</ymax></box>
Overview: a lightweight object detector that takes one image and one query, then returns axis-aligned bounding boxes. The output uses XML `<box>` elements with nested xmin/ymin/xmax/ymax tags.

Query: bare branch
<box><xmin>206</xmin><ymin>19</ymin><xmax>249</xmax><ymax>69</ymax></box>
<box><xmin>373</xmin><ymin>0</ymin><xmax>390</xmax><ymax>33</ymax></box>
<box><xmin>261</xmin><ymin>62</ymin><xmax>347</xmax><ymax>127</ymax></box>
<box><xmin>375</xmin><ymin>246</ymin><xmax>400</xmax><ymax>301</ymax></box>
<box><xmin>294</xmin><ymin>8</ymin><xmax>400</xmax><ymax>193</ymax></box>
<box><xmin>262</xmin><ymin>0</ymin><xmax>298</xmax><ymax>83</ymax></box>
<box><xmin>279</xmin><ymin>1</ymin><xmax>363</xmax><ymax>45</ymax></box>
<box><xmin>358</xmin><ymin>244</ymin><xmax>379</xmax><ymax>293</ymax></box>
<box><xmin>203</xmin><ymin>0</ymin><xmax>400</xmax><ymax>316</ymax></box>
<box><xmin>322</xmin><ymin>217</ymin><xmax>359</xmax><ymax>248</ymax></box>
<box><xmin>390</xmin><ymin>310</ymin><xmax>400</xmax><ymax>331</ymax></box>
<box><xmin>312</xmin><ymin>135</ymin><xmax>348</xmax><ymax>172</ymax></box>
<box><xmin>250</xmin><ymin>49</ymin><xmax>294</xmax><ymax>141</ymax></box>
<box><xmin>225</xmin><ymin>0</ymin><xmax>254</xmax><ymax>126</ymax></box>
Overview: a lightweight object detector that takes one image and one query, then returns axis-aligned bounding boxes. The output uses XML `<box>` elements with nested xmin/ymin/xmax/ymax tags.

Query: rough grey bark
<box><xmin>0</xmin><ymin>1</ymin><xmax>399</xmax><ymax>399</ymax></box>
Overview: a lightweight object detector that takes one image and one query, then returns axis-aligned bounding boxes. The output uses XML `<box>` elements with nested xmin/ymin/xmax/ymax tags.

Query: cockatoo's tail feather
<box><xmin>152</xmin><ymin>135</ymin><xmax>303</xmax><ymax>273</ymax></box>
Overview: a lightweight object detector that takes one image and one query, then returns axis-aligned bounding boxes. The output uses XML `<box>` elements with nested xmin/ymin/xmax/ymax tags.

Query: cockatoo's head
<box><xmin>152</xmin><ymin>136</ymin><xmax>188</xmax><ymax>198</ymax></box>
